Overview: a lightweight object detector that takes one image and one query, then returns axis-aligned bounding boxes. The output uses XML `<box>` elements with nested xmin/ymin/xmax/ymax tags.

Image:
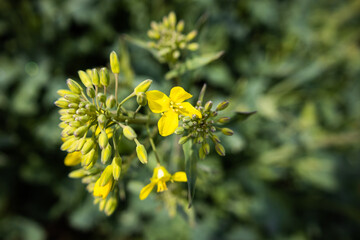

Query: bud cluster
<box><xmin>55</xmin><ymin>51</ymin><xmax>152</xmax><ymax>215</ymax></box>
<box><xmin>147</xmin><ymin>11</ymin><xmax>199</xmax><ymax>63</ymax></box>
<box><xmin>176</xmin><ymin>100</ymin><xmax>233</xmax><ymax>159</ymax></box>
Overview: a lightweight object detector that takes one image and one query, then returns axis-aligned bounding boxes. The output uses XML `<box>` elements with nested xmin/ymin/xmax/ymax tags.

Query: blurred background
<box><xmin>1</xmin><ymin>0</ymin><xmax>360</xmax><ymax>239</ymax></box>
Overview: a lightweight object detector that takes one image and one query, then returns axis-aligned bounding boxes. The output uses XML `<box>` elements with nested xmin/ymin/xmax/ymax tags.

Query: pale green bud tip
<box><xmin>55</xmin><ymin>99</ymin><xmax>69</xmax><ymax>109</ymax></box>
<box><xmin>174</xmin><ymin>126</ymin><xmax>184</xmax><ymax>135</ymax></box>
<box><xmin>92</xmin><ymin>68</ymin><xmax>100</xmax><ymax>86</ymax></box>
<box><xmin>57</xmin><ymin>89</ymin><xmax>72</xmax><ymax>97</ymax></box>
<box><xmin>215</xmin><ymin>143</ymin><xmax>226</xmax><ymax>156</ymax></box>
<box><xmin>204</xmin><ymin>101</ymin><xmax>213</xmax><ymax>112</ymax></box>
<box><xmin>134</xmin><ymin>79</ymin><xmax>153</xmax><ymax>94</ymax></box>
<box><xmin>123</xmin><ymin>126</ymin><xmax>137</xmax><ymax>140</ymax></box>
<box><xmin>216</xmin><ymin>101</ymin><xmax>229</xmax><ymax>111</ymax></box>
<box><xmin>100</xmin><ymin>67</ymin><xmax>109</xmax><ymax>87</ymax></box>
<box><xmin>136</xmin><ymin>92</ymin><xmax>147</xmax><ymax>106</ymax></box>
<box><xmin>110</xmin><ymin>51</ymin><xmax>120</xmax><ymax>74</ymax></box>
<box><xmin>221</xmin><ymin>128</ymin><xmax>234</xmax><ymax>136</ymax></box>
<box><xmin>69</xmin><ymin>169</ymin><xmax>86</xmax><ymax>178</ymax></box>
<box><xmin>168</xmin><ymin>12</ymin><xmax>176</xmax><ymax>27</ymax></box>
<box><xmin>217</xmin><ymin>117</ymin><xmax>230</xmax><ymax>124</ymax></box>
<box><xmin>112</xmin><ymin>156</ymin><xmax>122</xmax><ymax>180</ymax></box>
<box><xmin>101</xmin><ymin>144</ymin><xmax>112</xmax><ymax>164</ymax></box>
<box><xmin>106</xmin><ymin>95</ymin><xmax>116</xmax><ymax>109</ymax></box>
<box><xmin>66</xmin><ymin>79</ymin><xmax>83</xmax><ymax>94</ymax></box>
<box><xmin>78</xmin><ymin>70</ymin><xmax>93</xmax><ymax>88</ymax></box>
<box><xmin>99</xmin><ymin>131</ymin><xmax>109</xmax><ymax>149</ymax></box>
<box><xmin>136</xmin><ymin>144</ymin><xmax>147</xmax><ymax>164</ymax></box>
<box><xmin>178</xmin><ymin>135</ymin><xmax>190</xmax><ymax>145</ymax></box>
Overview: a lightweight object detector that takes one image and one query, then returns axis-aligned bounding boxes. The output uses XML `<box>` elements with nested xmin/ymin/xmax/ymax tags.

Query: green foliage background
<box><xmin>1</xmin><ymin>0</ymin><xmax>360</xmax><ymax>239</ymax></box>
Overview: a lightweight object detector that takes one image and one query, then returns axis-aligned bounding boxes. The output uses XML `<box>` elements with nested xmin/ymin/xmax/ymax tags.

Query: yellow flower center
<box><xmin>169</xmin><ymin>101</ymin><xmax>183</xmax><ymax>113</ymax></box>
<box><xmin>157</xmin><ymin>168</ymin><xmax>165</xmax><ymax>179</ymax></box>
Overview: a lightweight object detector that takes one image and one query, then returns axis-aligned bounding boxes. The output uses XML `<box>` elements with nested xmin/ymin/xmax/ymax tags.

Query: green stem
<box><xmin>115</xmin><ymin>74</ymin><xmax>119</xmax><ymax>104</ymax></box>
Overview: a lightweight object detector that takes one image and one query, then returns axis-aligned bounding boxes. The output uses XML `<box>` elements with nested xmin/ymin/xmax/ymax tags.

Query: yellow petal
<box><xmin>172</xmin><ymin>172</ymin><xmax>187</xmax><ymax>182</ymax></box>
<box><xmin>146</xmin><ymin>90</ymin><xmax>170</xmax><ymax>113</ymax></box>
<box><xmin>157</xmin><ymin>180</ymin><xmax>168</xmax><ymax>192</ymax></box>
<box><xmin>139</xmin><ymin>182</ymin><xmax>156</xmax><ymax>200</ymax></box>
<box><xmin>93</xmin><ymin>177</ymin><xmax>113</xmax><ymax>199</ymax></box>
<box><xmin>169</xmin><ymin>86</ymin><xmax>192</xmax><ymax>103</ymax></box>
<box><xmin>64</xmin><ymin>151</ymin><xmax>82</xmax><ymax>166</ymax></box>
<box><xmin>158</xmin><ymin>110</ymin><xmax>179</xmax><ymax>136</ymax></box>
<box><xmin>179</xmin><ymin>102</ymin><xmax>202</xmax><ymax>118</ymax></box>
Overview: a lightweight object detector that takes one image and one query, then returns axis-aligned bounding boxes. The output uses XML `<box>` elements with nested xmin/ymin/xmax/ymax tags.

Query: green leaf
<box><xmin>229</xmin><ymin>111</ymin><xmax>257</xmax><ymax>124</ymax></box>
<box><xmin>183</xmin><ymin>140</ymin><xmax>197</xmax><ymax>208</ymax></box>
<box><xmin>165</xmin><ymin>51</ymin><xmax>224</xmax><ymax>80</ymax></box>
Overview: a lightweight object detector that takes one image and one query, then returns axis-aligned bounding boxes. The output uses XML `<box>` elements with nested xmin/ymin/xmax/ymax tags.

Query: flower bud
<box><xmin>78</xmin><ymin>115</ymin><xmax>90</xmax><ymax>123</ymax></box>
<box><xmin>178</xmin><ymin>135</ymin><xmax>190</xmax><ymax>145</ymax></box>
<box><xmin>86</xmin><ymin>87</ymin><xmax>95</xmax><ymax>98</ymax></box>
<box><xmin>68</xmin><ymin>103</ymin><xmax>78</xmax><ymax>109</ymax></box>
<box><xmin>92</xmin><ymin>68</ymin><xmax>100</xmax><ymax>86</ymax></box>
<box><xmin>55</xmin><ymin>99</ymin><xmax>69</xmax><ymax>109</ymax></box>
<box><xmin>69</xmin><ymin>121</ymin><xmax>81</xmax><ymax>128</ymax></box>
<box><xmin>76</xmin><ymin>108</ymin><xmax>86</xmax><ymax>115</ymax></box>
<box><xmin>216</xmin><ymin>100</ymin><xmax>229</xmax><ymax>111</ymax></box>
<box><xmin>61</xmin><ymin>126</ymin><xmax>76</xmax><ymax>137</ymax></box>
<box><xmin>136</xmin><ymin>143</ymin><xmax>147</xmax><ymax>164</ymax></box>
<box><xmin>61</xmin><ymin>137</ymin><xmax>77</xmax><ymax>152</ymax></box>
<box><xmin>78</xmin><ymin>70</ymin><xmax>93</xmax><ymax>88</ymax></box>
<box><xmin>64</xmin><ymin>94</ymin><xmax>80</xmax><ymax>103</ymax></box>
<box><xmin>101</xmin><ymin>144</ymin><xmax>112</xmax><ymax>164</ymax></box>
<box><xmin>106</xmin><ymin>95</ymin><xmax>116</xmax><ymax>109</ymax></box>
<box><xmin>112</xmin><ymin>155</ymin><xmax>122</xmax><ymax>180</ymax></box>
<box><xmin>176</xmin><ymin>20</ymin><xmax>184</xmax><ymax>32</ymax></box>
<box><xmin>104</xmin><ymin>196</ymin><xmax>117</xmax><ymax>216</ymax></box>
<box><xmin>99</xmin><ymin>199</ymin><xmax>106</xmax><ymax>211</ymax></box>
<box><xmin>217</xmin><ymin>117</ymin><xmax>230</xmax><ymax>124</ymax></box>
<box><xmin>98</xmin><ymin>114</ymin><xmax>107</xmax><ymax>125</ymax></box>
<box><xmin>174</xmin><ymin>126</ymin><xmax>184</xmax><ymax>135</ymax></box>
<box><xmin>211</xmin><ymin>134</ymin><xmax>221</xmax><ymax>143</ymax></box>
<box><xmin>66</xmin><ymin>78</ymin><xmax>83</xmax><ymax>94</ymax></box>
<box><xmin>69</xmin><ymin>169</ymin><xmax>86</xmax><ymax>178</ymax></box>
<box><xmin>99</xmin><ymin>165</ymin><xmax>113</xmax><ymax>187</ymax></box>
<box><xmin>86</xmin><ymin>69</ymin><xmax>93</xmax><ymax>79</ymax></box>
<box><xmin>74</xmin><ymin>126</ymin><xmax>88</xmax><ymax>138</ymax></box>
<box><xmin>57</xmin><ymin>89</ymin><xmax>73</xmax><ymax>97</ymax></box>
<box><xmin>76</xmin><ymin>138</ymin><xmax>86</xmax><ymax>151</ymax></box>
<box><xmin>199</xmin><ymin>147</ymin><xmax>205</xmax><ymax>159</ymax></box>
<box><xmin>215</xmin><ymin>143</ymin><xmax>225</xmax><ymax>156</ymax></box>
<box><xmin>81</xmin><ymin>138</ymin><xmax>95</xmax><ymax>155</ymax></box>
<box><xmin>86</xmin><ymin>103</ymin><xmax>96</xmax><ymax>112</ymax></box>
<box><xmin>123</xmin><ymin>126</ymin><xmax>137</xmax><ymax>140</ymax></box>
<box><xmin>202</xmin><ymin>142</ymin><xmax>210</xmax><ymax>155</ymax></box>
<box><xmin>196</xmin><ymin>136</ymin><xmax>204</xmax><ymax>144</ymax></box>
<box><xmin>99</xmin><ymin>130</ymin><xmax>109</xmax><ymax>149</ymax></box>
<box><xmin>204</xmin><ymin>101</ymin><xmax>213</xmax><ymax>112</ymax></box>
<box><xmin>136</xmin><ymin>92</ymin><xmax>147</xmax><ymax>106</ymax></box>
<box><xmin>221</xmin><ymin>128</ymin><xmax>234</xmax><ymax>136</ymax></box>
<box><xmin>187</xmin><ymin>43</ymin><xmax>199</xmax><ymax>51</ymax></box>
<box><xmin>134</xmin><ymin>79</ymin><xmax>152</xmax><ymax>94</ymax></box>
<box><xmin>83</xmin><ymin>149</ymin><xmax>96</xmax><ymax>166</ymax></box>
<box><xmin>110</xmin><ymin>51</ymin><xmax>120</xmax><ymax>74</ymax></box>
<box><xmin>100</xmin><ymin>67</ymin><xmax>109</xmax><ymax>87</ymax></box>
<box><xmin>97</xmin><ymin>93</ymin><xmax>106</xmax><ymax>103</ymax></box>
<box><xmin>186</xmin><ymin>30</ymin><xmax>197</xmax><ymax>41</ymax></box>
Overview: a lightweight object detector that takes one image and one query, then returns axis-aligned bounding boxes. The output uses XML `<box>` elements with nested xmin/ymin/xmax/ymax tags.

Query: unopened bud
<box><xmin>97</xmin><ymin>93</ymin><xmax>106</xmax><ymax>103</ymax></box>
<box><xmin>110</xmin><ymin>51</ymin><xmax>120</xmax><ymax>74</ymax></box>
<box><xmin>81</xmin><ymin>138</ymin><xmax>95</xmax><ymax>155</ymax></box>
<box><xmin>174</xmin><ymin>127</ymin><xmax>184</xmax><ymax>135</ymax></box>
<box><xmin>168</xmin><ymin>12</ymin><xmax>176</xmax><ymax>28</ymax></box>
<box><xmin>176</xmin><ymin>20</ymin><xmax>184</xmax><ymax>32</ymax></box>
<box><xmin>199</xmin><ymin>147</ymin><xmax>205</xmax><ymax>159</ymax></box>
<box><xmin>69</xmin><ymin>121</ymin><xmax>81</xmax><ymax>128</ymax></box>
<box><xmin>196</xmin><ymin>136</ymin><xmax>204</xmax><ymax>144</ymax></box>
<box><xmin>101</xmin><ymin>144</ymin><xmax>112</xmax><ymax>164</ymax></box>
<box><xmin>136</xmin><ymin>92</ymin><xmax>147</xmax><ymax>106</ymax></box>
<box><xmin>123</xmin><ymin>126</ymin><xmax>137</xmax><ymax>140</ymax></box>
<box><xmin>68</xmin><ymin>103</ymin><xmax>78</xmax><ymax>109</ymax></box>
<box><xmin>136</xmin><ymin>143</ymin><xmax>147</xmax><ymax>164</ymax></box>
<box><xmin>221</xmin><ymin>128</ymin><xmax>234</xmax><ymax>136</ymax></box>
<box><xmin>215</xmin><ymin>143</ymin><xmax>225</xmax><ymax>156</ymax></box>
<box><xmin>178</xmin><ymin>135</ymin><xmax>190</xmax><ymax>145</ymax></box>
<box><xmin>112</xmin><ymin>155</ymin><xmax>122</xmax><ymax>180</ymax></box>
<box><xmin>57</xmin><ymin>89</ymin><xmax>73</xmax><ymax>97</ymax></box>
<box><xmin>55</xmin><ymin>99</ymin><xmax>69</xmax><ymax>109</ymax></box>
<box><xmin>86</xmin><ymin>103</ymin><xmax>96</xmax><ymax>112</ymax></box>
<box><xmin>69</xmin><ymin>169</ymin><xmax>86</xmax><ymax>178</ymax></box>
<box><xmin>104</xmin><ymin>196</ymin><xmax>117</xmax><ymax>216</ymax></box>
<box><xmin>100</xmin><ymin>67</ymin><xmax>109</xmax><ymax>87</ymax></box>
<box><xmin>78</xmin><ymin>70</ymin><xmax>93</xmax><ymax>88</ymax></box>
<box><xmin>186</xmin><ymin>30</ymin><xmax>197</xmax><ymax>41</ymax></box>
<box><xmin>66</xmin><ymin>79</ymin><xmax>83</xmax><ymax>94</ymax></box>
<box><xmin>217</xmin><ymin>117</ymin><xmax>230</xmax><ymax>124</ymax></box>
<box><xmin>202</xmin><ymin>142</ymin><xmax>210</xmax><ymax>155</ymax></box>
<box><xmin>92</xmin><ymin>68</ymin><xmax>100</xmax><ymax>86</ymax></box>
<box><xmin>76</xmin><ymin>138</ymin><xmax>86</xmax><ymax>151</ymax></box>
<box><xmin>134</xmin><ymin>79</ymin><xmax>152</xmax><ymax>94</ymax></box>
<box><xmin>99</xmin><ymin>165</ymin><xmax>113</xmax><ymax>187</ymax></box>
<box><xmin>204</xmin><ymin>101</ymin><xmax>213</xmax><ymax>112</ymax></box>
<box><xmin>74</xmin><ymin>126</ymin><xmax>88</xmax><ymax>138</ymax></box>
<box><xmin>99</xmin><ymin>130</ymin><xmax>109</xmax><ymax>149</ymax></box>
<box><xmin>84</xmin><ymin>149</ymin><xmax>96</xmax><ymax>166</ymax></box>
<box><xmin>86</xmin><ymin>87</ymin><xmax>95</xmax><ymax>98</ymax></box>
<box><xmin>61</xmin><ymin>137</ymin><xmax>77</xmax><ymax>152</ymax></box>
<box><xmin>216</xmin><ymin>101</ymin><xmax>229</xmax><ymax>111</ymax></box>
<box><xmin>211</xmin><ymin>134</ymin><xmax>221</xmax><ymax>143</ymax></box>
<box><xmin>98</xmin><ymin>114</ymin><xmax>107</xmax><ymax>125</ymax></box>
<box><xmin>106</xmin><ymin>95</ymin><xmax>116</xmax><ymax>108</ymax></box>
<box><xmin>187</xmin><ymin>43</ymin><xmax>199</xmax><ymax>51</ymax></box>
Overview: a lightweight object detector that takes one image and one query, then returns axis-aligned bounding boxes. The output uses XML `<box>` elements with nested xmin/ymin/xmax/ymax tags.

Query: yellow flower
<box><xmin>146</xmin><ymin>86</ymin><xmax>202</xmax><ymax>136</ymax></box>
<box><xmin>93</xmin><ymin>177</ymin><xmax>114</xmax><ymax>199</ymax></box>
<box><xmin>139</xmin><ymin>165</ymin><xmax>187</xmax><ymax>200</ymax></box>
<box><xmin>64</xmin><ymin>151</ymin><xmax>82</xmax><ymax>166</ymax></box>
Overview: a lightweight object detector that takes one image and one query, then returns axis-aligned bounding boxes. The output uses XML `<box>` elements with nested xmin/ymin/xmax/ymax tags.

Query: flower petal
<box><xmin>179</xmin><ymin>102</ymin><xmax>202</xmax><ymax>118</ymax></box>
<box><xmin>170</xmin><ymin>86</ymin><xmax>192</xmax><ymax>103</ymax></box>
<box><xmin>139</xmin><ymin>182</ymin><xmax>156</xmax><ymax>200</ymax></box>
<box><xmin>64</xmin><ymin>151</ymin><xmax>82</xmax><ymax>166</ymax></box>
<box><xmin>158</xmin><ymin>110</ymin><xmax>179</xmax><ymax>136</ymax></box>
<box><xmin>146</xmin><ymin>90</ymin><xmax>170</xmax><ymax>113</ymax></box>
<box><xmin>172</xmin><ymin>171</ymin><xmax>187</xmax><ymax>182</ymax></box>
<box><xmin>93</xmin><ymin>177</ymin><xmax>113</xmax><ymax>199</ymax></box>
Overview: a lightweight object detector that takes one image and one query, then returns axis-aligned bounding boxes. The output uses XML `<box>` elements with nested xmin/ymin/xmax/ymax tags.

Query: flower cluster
<box><xmin>147</xmin><ymin>11</ymin><xmax>199</xmax><ymax>64</ymax></box>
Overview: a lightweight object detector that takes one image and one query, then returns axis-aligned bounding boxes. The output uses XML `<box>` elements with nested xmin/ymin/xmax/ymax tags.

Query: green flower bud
<box><xmin>61</xmin><ymin>137</ymin><xmax>77</xmax><ymax>152</ymax></box>
<box><xmin>186</xmin><ymin>30</ymin><xmax>197</xmax><ymax>41</ymax></box>
<box><xmin>112</xmin><ymin>155</ymin><xmax>122</xmax><ymax>180</ymax></box>
<box><xmin>74</xmin><ymin>126</ymin><xmax>88</xmax><ymax>138</ymax></box>
<box><xmin>168</xmin><ymin>11</ymin><xmax>176</xmax><ymax>28</ymax></box>
<box><xmin>92</xmin><ymin>68</ymin><xmax>100</xmax><ymax>86</ymax></box>
<box><xmin>204</xmin><ymin>101</ymin><xmax>213</xmax><ymax>112</ymax></box>
<box><xmin>69</xmin><ymin>121</ymin><xmax>81</xmax><ymax>128</ymax></box>
<box><xmin>99</xmin><ymin>165</ymin><xmax>113</xmax><ymax>187</ymax></box>
<box><xmin>100</xmin><ymin>67</ymin><xmax>109</xmax><ymax>87</ymax></box>
<box><xmin>98</xmin><ymin>130</ymin><xmax>109</xmax><ymax>149</ymax></box>
<box><xmin>61</xmin><ymin>126</ymin><xmax>76</xmax><ymax>137</ymax></box>
<box><xmin>136</xmin><ymin>143</ymin><xmax>147</xmax><ymax>164</ymax></box>
<box><xmin>76</xmin><ymin>138</ymin><xmax>86</xmax><ymax>151</ymax></box>
<box><xmin>68</xmin><ymin>103</ymin><xmax>78</xmax><ymax>109</ymax></box>
<box><xmin>182</xmin><ymin>116</ymin><xmax>191</xmax><ymax>122</ymax></box>
<box><xmin>83</xmin><ymin>149</ymin><xmax>96</xmax><ymax>167</ymax></box>
<box><xmin>98</xmin><ymin>114</ymin><xmax>107</xmax><ymax>125</ymax></box>
<box><xmin>78</xmin><ymin>115</ymin><xmax>90</xmax><ymax>123</ymax></box>
<box><xmin>196</xmin><ymin>136</ymin><xmax>204</xmax><ymax>144</ymax></box>
<box><xmin>104</xmin><ymin>196</ymin><xmax>117</xmax><ymax>216</ymax></box>
<box><xmin>67</xmin><ymin>109</ymin><xmax>76</xmax><ymax>114</ymax></box>
<box><xmin>58</xmin><ymin>109</ymin><xmax>68</xmax><ymax>115</ymax></box>
<box><xmin>176</xmin><ymin>20</ymin><xmax>184</xmax><ymax>32</ymax></box>
<box><xmin>55</xmin><ymin>99</ymin><xmax>69</xmax><ymax>109</ymax></box>
<box><xmin>199</xmin><ymin>147</ymin><xmax>205</xmax><ymax>159</ymax></box>
<box><xmin>123</xmin><ymin>126</ymin><xmax>137</xmax><ymax>140</ymax></box>
<box><xmin>97</xmin><ymin>92</ymin><xmax>106</xmax><ymax>103</ymax></box>
<box><xmin>66</xmin><ymin>78</ymin><xmax>83</xmax><ymax>94</ymax></box>
<box><xmin>68</xmin><ymin>168</ymin><xmax>86</xmax><ymax>178</ymax></box>
<box><xmin>211</xmin><ymin>134</ymin><xmax>221</xmax><ymax>143</ymax></box>
<box><xmin>134</xmin><ymin>79</ymin><xmax>152</xmax><ymax>94</ymax></box>
<box><xmin>76</xmin><ymin>108</ymin><xmax>86</xmax><ymax>115</ymax></box>
<box><xmin>81</xmin><ymin>138</ymin><xmax>95</xmax><ymax>155</ymax></box>
<box><xmin>202</xmin><ymin>142</ymin><xmax>210</xmax><ymax>155</ymax></box>
<box><xmin>58</xmin><ymin>122</ymin><xmax>68</xmax><ymax>129</ymax></box>
<box><xmin>99</xmin><ymin>199</ymin><xmax>106</xmax><ymax>211</ymax></box>
<box><xmin>86</xmin><ymin>86</ymin><xmax>95</xmax><ymax>98</ymax></box>
<box><xmin>215</xmin><ymin>143</ymin><xmax>225</xmax><ymax>156</ymax></box>
<box><xmin>106</xmin><ymin>95</ymin><xmax>116</xmax><ymax>109</ymax></box>
<box><xmin>187</xmin><ymin>43</ymin><xmax>199</xmax><ymax>51</ymax></box>
<box><xmin>216</xmin><ymin>101</ymin><xmax>229</xmax><ymax>111</ymax></box>
<box><xmin>174</xmin><ymin>126</ymin><xmax>184</xmax><ymax>135</ymax></box>
<box><xmin>136</xmin><ymin>92</ymin><xmax>147</xmax><ymax>106</ymax></box>
<box><xmin>57</xmin><ymin>89</ymin><xmax>73</xmax><ymax>97</ymax></box>
<box><xmin>101</xmin><ymin>144</ymin><xmax>112</xmax><ymax>164</ymax></box>
<box><xmin>178</xmin><ymin>135</ymin><xmax>190</xmax><ymax>145</ymax></box>
<box><xmin>221</xmin><ymin>128</ymin><xmax>234</xmax><ymax>136</ymax></box>
<box><xmin>217</xmin><ymin>117</ymin><xmax>230</xmax><ymax>124</ymax></box>
<box><xmin>148</xmin><ymin>30</ymin><xmax>160</xmax><ymax>39</ymax></box>
<box><xmin>173</xmin><ymin>50</ymin><xmax>180</xmax><ymax>59</ymax></box>
<box><xmin>110</xmin><ymin>51</ymin><xmax>120</xmax><ymax>74</ymax></box>
<box><xmin>78</xmin><ymin>70</ymin><xmax>93</xmax><ymax>88</ymax></box>
<box><xmin>86</xmin><ymin>103</ymin><xmax>96</xmax><ymax>112</ymax></box>
<box><xmin>64</xmin><ymin>94</ymin><xmax>80</xmax><ymax>103</ymax></box>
